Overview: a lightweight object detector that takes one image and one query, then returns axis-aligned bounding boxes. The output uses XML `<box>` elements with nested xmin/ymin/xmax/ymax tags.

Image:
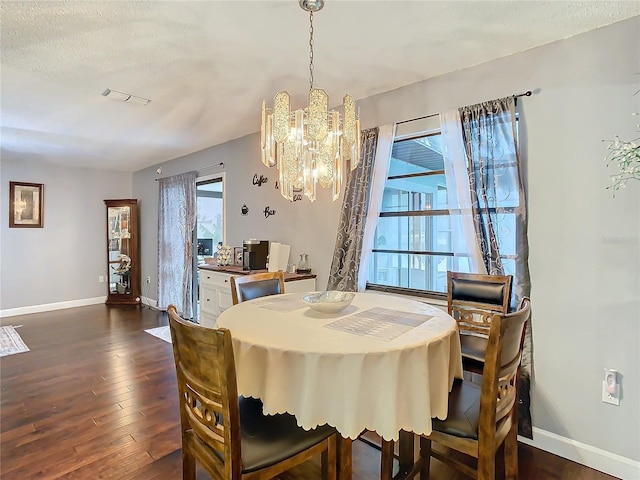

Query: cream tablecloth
<box><xmin>217</xmin><ymin>292</ymin><xmax>462</xmax><ymax>441</ymax></box>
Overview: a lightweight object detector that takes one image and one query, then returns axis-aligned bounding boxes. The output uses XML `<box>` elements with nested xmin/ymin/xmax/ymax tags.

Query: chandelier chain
<box><xmin>308</xmin><ymin>11</ymin><xmax>314</xmax><ymax>91</ymax></box>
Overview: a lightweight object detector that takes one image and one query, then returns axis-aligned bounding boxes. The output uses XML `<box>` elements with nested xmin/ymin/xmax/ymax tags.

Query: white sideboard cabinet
<box><xmin>198</xmin><ymin>266</ymin><xmax>316</xmax><ymax>328</ymax></box>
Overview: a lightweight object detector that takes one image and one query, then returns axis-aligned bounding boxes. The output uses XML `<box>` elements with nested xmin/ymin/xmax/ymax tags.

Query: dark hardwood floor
<box><xmin>0</xmin><ymin>304</ymin><xmax>619</xmax><ymax>479</ymax></box>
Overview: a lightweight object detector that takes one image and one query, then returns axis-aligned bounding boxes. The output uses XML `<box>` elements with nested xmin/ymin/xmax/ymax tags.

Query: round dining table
<box><xmin>217</xmin><ymin>291</ymin><xmax>462</xmax><ymax>478</ymax></box>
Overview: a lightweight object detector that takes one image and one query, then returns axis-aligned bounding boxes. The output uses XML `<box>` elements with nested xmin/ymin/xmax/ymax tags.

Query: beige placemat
<box><xmin>324</xmin><ymin>307</ymin><xmax>432</xmax><ymax>341</ymax></box>
<box><xmin>255</xmin><ymin>296</ymin><xmax>307</xmax><ymax>312</ymax></box>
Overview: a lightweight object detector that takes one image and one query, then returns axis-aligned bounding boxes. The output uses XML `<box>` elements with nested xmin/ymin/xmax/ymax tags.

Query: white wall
<box><xmin>133</xmin><ymin>17</ymin><xmax>640</xmax><ymax>476</ymax></box>
<box><xmin>0</xmin><ymin>157</ymin><xmax>132</xmax><ymax>313</ymax></box>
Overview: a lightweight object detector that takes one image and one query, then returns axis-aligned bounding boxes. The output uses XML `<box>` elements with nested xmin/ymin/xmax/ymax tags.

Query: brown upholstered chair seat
<box><xmin>431</xmin><ymin>379</ymin><xmax>481</xmax><ymax>440</ymax></box>
<box><xmin>196</xmin><ymin>397</ymin><xmax>336</xmax><ymax>474</ymax></box>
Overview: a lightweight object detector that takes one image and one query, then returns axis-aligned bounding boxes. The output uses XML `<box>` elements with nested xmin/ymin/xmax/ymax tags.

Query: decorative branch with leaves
<box><xmin>604</xmin><ymin>135</ymin><xmax>640</xmax><ymax>193</ymax></box>
<box><xmin>604</xmin><ymin>109</ymin><xmax>639</xmax><ymax>195</ymax></box>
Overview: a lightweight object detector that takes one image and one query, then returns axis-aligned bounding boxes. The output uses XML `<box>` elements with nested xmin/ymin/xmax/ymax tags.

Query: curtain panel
<box><xmin>157</xmin><ymin>171</ymin><xmax>197</xmax><ymax>318</ymax></box>
<box><xmin>441</xmin><ymin>110</ymin><xmax>487</xmax><ymax>274</ymax></box>
<box><xmin>358</xmin><ymin>124</ymin><xmax>396</xmax><ymax>291</ymax></box>
<box><xmin>460</xmin><ymin>97</ymin><xmax>532</xmax><ymax>438</ymax></box>
<box><xmin>327</xmin><ymin>128</ymin><xmax>379</xmax><ymax>292</ymax></box>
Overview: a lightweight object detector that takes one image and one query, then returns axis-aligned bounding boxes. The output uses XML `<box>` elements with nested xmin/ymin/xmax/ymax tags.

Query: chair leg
<box><xmin>504</xmin><ymin>421</ymin><xmax>519</xmax><ymax>479</ymax></box>
<box><xmin>380</xmin><ymin>439</ymin><xmax>394</xmax><ymax>480</ymax></box>
<box><xmin>322</xmin><ymin>435</ymin><xmax>338</xmax><ymax>480</ymax></box>
<box><xmin>182</xmin><ymin>450</ymin><xmax>196</xmax><ymax>480</ymax></box>
<box><xmin>477</xmin><ymin>443</ymin><xmax>496</xmax><ymax>480</ymax></box>
<box><xmin>337</xmin><ymin>436</ymin><xmax>352</xmax><ymax>480</ymax></box>
<box><xmin>419</xmin><ymin>437</ymin><xmax>431</xmax><ymax>480</ymax></box>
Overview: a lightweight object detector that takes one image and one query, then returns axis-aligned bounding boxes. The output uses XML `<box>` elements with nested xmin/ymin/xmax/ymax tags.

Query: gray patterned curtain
<box><xmin>157</xmin><ymin>171</ymin><xmax>197</xmax><ymax>318</ymax></box>
<box><xmin>326</xmin><ymin>128</ymin><xmax>379</xmax><ymax>291</ymax></box>
<box><xmin>459</xmin><ymin>96</ymin><xmax>533</xmax><ymax>438</ymax></box>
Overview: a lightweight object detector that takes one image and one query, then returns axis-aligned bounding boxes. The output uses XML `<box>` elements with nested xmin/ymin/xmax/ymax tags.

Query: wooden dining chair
<box><xmin>230</xmin><ymin>271</ymin><xmax>285</xmax><ymax>305</ymax></box>
<box><xmin>167</xmin><ymin>305</ymin><xmax>337</xmax><ymax>480</ymax></box>
<box><xmin>383</xmin><ymin>297</ymin><xmax>531</xmax><ymax>480</ymax></box>
<box><xmin>447</xmin><ymin>271</ymin><xmax>513</xmax><ymax>374</ymax></box>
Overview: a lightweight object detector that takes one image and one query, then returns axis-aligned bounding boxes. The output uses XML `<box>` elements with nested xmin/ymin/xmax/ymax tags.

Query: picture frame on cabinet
<box><xmin>234</xmin><ymin>247</ymin><xmax>243</xmax><ymax>266</ymax></box>
<box><xmin>9</xmin><ymin>181</ymin><xmax>44</xmax><ymax>228</ymax></box>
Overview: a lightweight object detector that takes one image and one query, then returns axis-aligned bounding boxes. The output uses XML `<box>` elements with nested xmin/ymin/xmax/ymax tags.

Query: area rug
<box><xmin>0</xmin><ymin>325</ymin><xmax>30</xmax><ymax>357</ymax></box>
<box><xmin>144</xmin><ymin>325</ymin><xmax>172</xmax><ymax>343</ymax></box>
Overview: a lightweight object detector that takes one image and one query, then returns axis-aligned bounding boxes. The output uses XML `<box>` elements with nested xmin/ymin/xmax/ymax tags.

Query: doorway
<box><xmin>192</xmin><ymin>174</ymin><xmax>225</xmax><ymax>320</ymax></box>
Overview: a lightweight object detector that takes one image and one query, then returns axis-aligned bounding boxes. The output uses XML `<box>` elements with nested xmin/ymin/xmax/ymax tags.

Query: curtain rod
<box><xmin>395</xmin><ymin>90</ymin><xmax>532</xmax><ymax>126</ymax></box>
<box><xmin>154</xmin><ymin>162</ymin><xmax>224</xmax><ymax>181</ymax></box>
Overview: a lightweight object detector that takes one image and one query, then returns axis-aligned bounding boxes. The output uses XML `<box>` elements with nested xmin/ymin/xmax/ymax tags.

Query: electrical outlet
<box><xmin>98</xmin><ymin>275</ymin><xmax>105</xmax><ymax>283</ymax></box>
<box><xmin>602</xmin><ymin>368</ymin><xmax>620</xmax><ymax>406</ymax></box>
<box><xmin>146</xmin><ymin>276</ymin><xmax>151</xmax><ymax>284</ymax></box>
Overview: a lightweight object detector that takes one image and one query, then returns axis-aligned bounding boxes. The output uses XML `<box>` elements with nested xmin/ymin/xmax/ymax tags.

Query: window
<box><xmin>366</xmin><ymin>128</ymin><xmax>518</xmax><ymax>297</ymax></box>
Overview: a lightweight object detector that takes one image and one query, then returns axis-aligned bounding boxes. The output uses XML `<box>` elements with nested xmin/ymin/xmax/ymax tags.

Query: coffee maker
<box><xmin>242</xmin><ymin>240</ymin><xmax>269</xmax><ymax>271</ymax></box>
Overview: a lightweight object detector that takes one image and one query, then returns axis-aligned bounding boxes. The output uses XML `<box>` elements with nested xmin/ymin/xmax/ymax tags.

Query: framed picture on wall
<box><xmin>234</xmin><ymin>247</ymin><xmax>243</xmax><ymax>266</ymax></box>
<box><xmin>9</xmin><ymin>181</ymin><xmax>44</xmax><ymax>228</ymax></box>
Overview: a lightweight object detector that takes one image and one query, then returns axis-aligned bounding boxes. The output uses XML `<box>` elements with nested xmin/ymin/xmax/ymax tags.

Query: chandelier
<box><xmin>261</xmin><ymin>0</ymin><xmax>361</xmax><ymax>202</ymax></box>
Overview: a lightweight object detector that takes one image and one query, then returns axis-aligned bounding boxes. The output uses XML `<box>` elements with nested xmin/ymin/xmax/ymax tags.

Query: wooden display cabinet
<box><xmin>105</xmin><ymin>199</ymin><xmax>140</xmax><ymax>306</ymax></box>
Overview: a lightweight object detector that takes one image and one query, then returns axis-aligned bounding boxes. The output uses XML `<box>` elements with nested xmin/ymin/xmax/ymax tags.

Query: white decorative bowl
<box><xmin>303</xmin><ymin>291</ymin><xmax>355</xmax><ymax>314</ymax></box>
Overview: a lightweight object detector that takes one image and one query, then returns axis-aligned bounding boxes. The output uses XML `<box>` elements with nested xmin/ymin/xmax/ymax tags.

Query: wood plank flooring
<box><xmin>0</xmin><ymin>304</ymin><xmax>620</xmax><ymax>479</ymax></box>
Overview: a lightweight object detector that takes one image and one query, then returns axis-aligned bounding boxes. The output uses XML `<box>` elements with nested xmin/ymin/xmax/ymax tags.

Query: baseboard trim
<box><xmin>140</xmin><ymin>296</ymin><xmax>159</xmax><ymax>309</ymax></box>
<box><xmin>519</xmin><ymin>427</ymin><xmax>640</xmax><ymax>479</ymax></box>
<box><xmin>0</xmin><ymin>297</ymin><xmax>106</xmax><ymax>318</ymax></box>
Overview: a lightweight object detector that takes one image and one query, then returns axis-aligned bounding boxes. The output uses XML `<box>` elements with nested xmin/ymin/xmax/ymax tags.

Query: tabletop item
<box><xmin>296</xmin><ymin>253</ymin><xmax>311</xmax><ymax>274</ymax></box>
<box><xmin>242</xmin><ymin>239</ymin><xmax>269</xmax><ymax>270</ymax></box>
<box><xmin>267</xmin><ymin>242</ymin><xmax>290</xmax><ymax>272</ymax></box>
<box><xmin>216</xmin><ymin>244</ymin><xmax>233</xmax><ymax>266</ymax></box>
<box><xmin>303</xmin><ymin>290</ymin><xmax>355</xmax><ymax>313</ymax></box>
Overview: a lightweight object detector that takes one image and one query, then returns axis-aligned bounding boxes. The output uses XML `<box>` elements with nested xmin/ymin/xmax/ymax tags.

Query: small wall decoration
<box><xmin>252</xmin><ymin>174</ymin><xmax>268</xmax><ymax>187</ymax></box>
<box><xmin>263</xmin><ymin>206</ymin><xmax>276</xmax><ymax>218</ymax></box>
<box><xmin>274</xmin><ymin>181</ymin><xmax>279</xmax><ymax>190</ymax></box>
<box><xmin>241</xmin><ymin>204</ymin><xmax>249</xmax><ymax>216</ymax></box>
<box><xmin>292</xmin><ymin>188</ymin><xmax>303</xmax><ymax>202</ymax></box>
<box><xmin>9</xmin><ymin>181</ymin><xmax>44</xmax><ymax>228</ymax></box>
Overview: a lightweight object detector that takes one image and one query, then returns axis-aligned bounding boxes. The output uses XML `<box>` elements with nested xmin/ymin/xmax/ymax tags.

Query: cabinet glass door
<box><xmin>108</xmin><ymin>205</ymin><xmax>132</xmax><ymax>295</ymax></box>
<box><xmin>105</xmin><ymin>199</ymin><xmax>140</xmax><ymax>305</ymax></box>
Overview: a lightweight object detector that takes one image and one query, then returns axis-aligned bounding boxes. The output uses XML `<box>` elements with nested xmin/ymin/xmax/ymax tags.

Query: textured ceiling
<box><xmin>1</xmin><ymin>1</ymin><xmax>639</xmax><ymax>172</ymax></box>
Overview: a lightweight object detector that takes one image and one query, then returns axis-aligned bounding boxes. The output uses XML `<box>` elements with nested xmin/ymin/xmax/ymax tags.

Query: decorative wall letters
<box><xmin>263</xmin><ymin>206</ymin><xmax>276</xmax><ymax>218</ymax></box>
<box><xmin>253</xmin><ymin>174</ymin><xmax>268</xmax><ymax>187</ymax></box>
